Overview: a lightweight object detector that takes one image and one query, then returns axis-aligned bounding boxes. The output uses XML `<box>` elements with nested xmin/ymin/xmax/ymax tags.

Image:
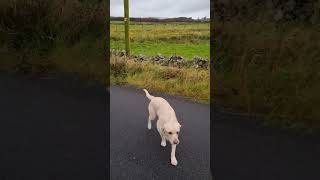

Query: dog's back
<box><xmin>143</xmin><ymin>89</ymin><xmax>176</xmax><ymax>120</ymax></box>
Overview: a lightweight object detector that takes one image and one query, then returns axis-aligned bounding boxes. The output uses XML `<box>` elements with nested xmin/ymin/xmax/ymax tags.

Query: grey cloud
<box><xmin>110</xmin><ymin>0</ymin><xmax>210</xmax><ymax>19</ymax></box>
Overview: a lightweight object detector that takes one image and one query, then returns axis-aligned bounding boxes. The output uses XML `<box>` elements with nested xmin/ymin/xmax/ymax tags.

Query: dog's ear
<box><xmin>164</xmin><ymin>123</ymin><xmax>175</xmax><ymax>133</ymax></box>
<box><xmin>163</xmin><ymin>123</ymin><xmax>169</xmax><ymax>132</ymax></box>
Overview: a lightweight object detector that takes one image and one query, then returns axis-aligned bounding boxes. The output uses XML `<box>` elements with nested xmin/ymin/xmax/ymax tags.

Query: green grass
<box><xmin>111</xmin><ymin>40</ymin><xmax>209</xmax><ymax>59</ymax></box>
<box><xmin>110</xmin><ymin>21</ymin><xmax>210</xmax><ymax>59</ymax></box>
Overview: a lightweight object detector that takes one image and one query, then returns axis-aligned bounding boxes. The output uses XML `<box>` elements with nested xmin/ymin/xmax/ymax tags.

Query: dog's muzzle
<box><xmin>173</xmin><ymin>139</ymin><xmax>179</xmax><ymax>145</ymax></box>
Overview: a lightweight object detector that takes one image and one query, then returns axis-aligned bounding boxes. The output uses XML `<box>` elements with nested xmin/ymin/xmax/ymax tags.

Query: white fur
<box><xmin>143</xmin><ymin>89</ymin><xmax>181</xmax><ymax>166</ymax></box>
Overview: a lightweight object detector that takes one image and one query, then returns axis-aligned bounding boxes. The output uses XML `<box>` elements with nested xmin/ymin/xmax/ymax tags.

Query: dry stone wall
<box><xmin>110</xmin><ymin>49</ymin><xmax>209</xmax><ymax>69</ymax></box>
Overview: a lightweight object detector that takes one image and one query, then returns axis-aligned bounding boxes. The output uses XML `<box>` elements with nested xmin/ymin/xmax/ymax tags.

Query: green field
<box><xmin>110</xmin><ymin>21</ymin><xmax>210</xmax><ymax>59</ymax></box>
<box><xmin>110</xmin><ymin>21</ymin><xmax>210</xmax><ymax>106</ymax></box>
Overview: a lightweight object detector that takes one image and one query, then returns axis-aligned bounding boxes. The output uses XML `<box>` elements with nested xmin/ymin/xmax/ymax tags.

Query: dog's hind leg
<box><xmin>147</xmin><ymin>104</ymin><xmax>156</xmax><ymax>130</ymax></box>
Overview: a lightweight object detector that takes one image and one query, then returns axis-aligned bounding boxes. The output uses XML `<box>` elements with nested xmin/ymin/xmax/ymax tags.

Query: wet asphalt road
<box><xmin>213</xmin><ymin>109</ymin><xmax>320</xmax><ymax>180</ymax></box>
<box><xmin>0</xmin><ymin>75</ymin><xmax>107</xmax><ymax>180</ymax></box>
<box><xmin>110</xmin><ymin>86</ymin><xmax>212</xmax><ymax>180</ymax></box>
<box><xmin>1</xmin><ymin>75</ymin><xmax>319</xmax><ymax>180</ymax></box>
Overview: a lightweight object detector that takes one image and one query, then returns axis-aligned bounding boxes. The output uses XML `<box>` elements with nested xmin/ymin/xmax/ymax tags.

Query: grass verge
<box><xmin>110</xmin><ymin>55</ymin><xmax>210</xmax><ymax>103</ymax></box>
<box><xmin>0</xmin><ymin>0</ymin><xmax>108</xmax><ymax>84</ymax></box>
<box><xmin>214</xmin><ymin>20</ymin><xmax>320</xmax><ymax>131</ymax></box>
<box><xmin>0</xmin><ymin>35</ymin><xmax>108</xmax><ymax>85</ymax></box>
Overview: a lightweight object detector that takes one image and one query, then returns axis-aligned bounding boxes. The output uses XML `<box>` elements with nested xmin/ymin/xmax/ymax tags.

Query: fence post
<box><xmin>124</xmin><ymin>0</ymin><xmax>130</xmax><ymax>56</ymax></box>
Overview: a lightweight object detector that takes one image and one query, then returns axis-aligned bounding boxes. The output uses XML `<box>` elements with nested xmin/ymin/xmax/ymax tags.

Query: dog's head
<box><xmin>163</xmin><ymin>122</ymin><xmax>181</xmax><ymax>145</ymax></box>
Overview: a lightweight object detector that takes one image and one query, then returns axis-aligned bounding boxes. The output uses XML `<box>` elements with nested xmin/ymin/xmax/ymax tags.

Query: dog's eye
<box><xmin>176</xmin><ymin>132</ymin><xmax>179</xmax><ymax>134</ymax></box>
<box><xmin>168</xmin><ymin>132</ymin><xmax>172</xmax><ymax>135</ymax></box>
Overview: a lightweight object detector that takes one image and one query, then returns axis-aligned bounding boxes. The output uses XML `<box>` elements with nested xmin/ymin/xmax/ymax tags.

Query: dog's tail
<box><xmin>143</xmin><ymin>89</ymin><xmax>154</xmax><ymax>100</ymax></box>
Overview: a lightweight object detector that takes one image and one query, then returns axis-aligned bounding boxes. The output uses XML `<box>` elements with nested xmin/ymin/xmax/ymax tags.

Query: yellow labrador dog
<box><xmin>143</xmin><ymin>89</ymin><xmax>181</xmax><ymax>166</ymax></box>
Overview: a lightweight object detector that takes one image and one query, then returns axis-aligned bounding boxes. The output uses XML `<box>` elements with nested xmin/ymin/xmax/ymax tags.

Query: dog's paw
<box><xmin>147</xmin><ymin>123</ymin><xmax>151</xmax><ymax>130</ymax></box>
<box><xmin>161</xmin><ymin>141</ymin><xmax>166</xmax><ymax>147</ymax></box>
<box><xmin>171</xmin><ymin>157</ymin><xmax>178</xmax><ymax>166</ymax></box>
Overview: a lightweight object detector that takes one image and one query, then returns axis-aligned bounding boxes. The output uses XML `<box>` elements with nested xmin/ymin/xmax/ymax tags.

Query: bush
<box><xmin>213</xmin><ymin>17</ymin><xmax>320</xmax><ymax>130</ymax></box>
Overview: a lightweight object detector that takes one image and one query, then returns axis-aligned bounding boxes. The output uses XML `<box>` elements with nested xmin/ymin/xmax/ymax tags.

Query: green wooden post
<box><xmin>124</xmin><ymin>0</ymin><xmax>130</xmax><ymax>56</ymax></box>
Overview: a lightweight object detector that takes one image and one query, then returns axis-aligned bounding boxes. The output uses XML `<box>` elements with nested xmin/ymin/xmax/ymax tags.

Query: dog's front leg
<box><xmin>170</xmin><ymin>144</ymin><xmax>178</xmax><ymax>166</ymax></box>
<box><xmin>159</xmin><ymin>129</ymin><xmax>166</xmax><ymax>147</ymax></box>
<box><xmin>160</xmin><ymin>135</ymin><xmax>166</xmax><ymax>147</ymax></box>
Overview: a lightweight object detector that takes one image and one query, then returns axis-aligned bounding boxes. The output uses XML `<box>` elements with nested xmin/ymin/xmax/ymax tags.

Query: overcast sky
<box><xmin>110</xmin><ymin>0</ymin><xmax>210</xmax><ymax>19</ymax></box>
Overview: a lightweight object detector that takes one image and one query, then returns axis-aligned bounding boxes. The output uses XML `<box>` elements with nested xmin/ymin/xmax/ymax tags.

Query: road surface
<box><xmin>2</xmin><ymin>74</ymin><xmax>318</xmax><ymax>180</ymax></box>
<box><xmin>110</xmin><ymin>86</ymin><xmax>212</xmax><ymax>180</ymax></box>
<box><xmin>111</xmin><ymin>85</ymin><xmax>320</xmax><ymax>180</ymax></box>
<box><xmin>213</xmin><ymin>108</ymin><xmax>320</xmax><ymax>180</ymax></box>
<box><xmin>0</xmin><ymin>75</ymin><xmax>107</xmax><ymax>179</ymax></box>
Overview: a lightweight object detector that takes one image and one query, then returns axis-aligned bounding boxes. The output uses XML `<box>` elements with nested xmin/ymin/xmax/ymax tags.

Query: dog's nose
<box><xmin>173</xmin><ymin>139</ymin><xmax>179</xmax><ymax>144</ymax></box>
